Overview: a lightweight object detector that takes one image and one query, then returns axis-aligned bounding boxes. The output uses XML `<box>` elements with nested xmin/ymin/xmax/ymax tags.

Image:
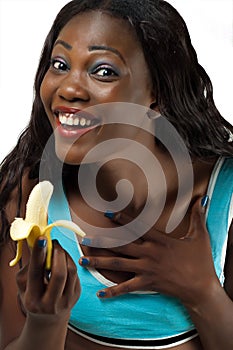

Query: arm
<box><xmin>79</xmin><ymin>199</ymin><xmax>233</xmax><ymax>350</ymax></box>
<box><xmin>183</xmin><ymin>222</ymin><xmax>233</xmax><ymax>350</ymax></box>
<box><xmin>0</xmin><ymin>174</ymin><xmax>80</xmax><ymax>350</ymax></box>
<box><xmin>0</xmin><ymin>238</ymin><xmax>80</xmax><ymax>350</ymax></box>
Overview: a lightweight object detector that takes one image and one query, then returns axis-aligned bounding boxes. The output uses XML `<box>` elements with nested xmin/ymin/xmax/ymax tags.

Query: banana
<box><xmin>9</xmin><ymin>180</ymin><xmax>86</xmax><ymax>269</ymax></box>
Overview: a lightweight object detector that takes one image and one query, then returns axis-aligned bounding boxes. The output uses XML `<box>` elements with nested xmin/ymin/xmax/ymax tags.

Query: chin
<box><xmin>54</xmin><ymin>144</ymin><xmax>82</xmax><ymax>165</ymax></box>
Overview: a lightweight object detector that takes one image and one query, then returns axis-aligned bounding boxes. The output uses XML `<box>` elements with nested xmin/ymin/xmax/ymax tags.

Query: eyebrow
<box><xmin>53</xmin><ymin>41</ymin><xmax>125</xmax><ymax>63</ymax></box>
<box><xmin>54</xmin><ymin>39</ymin><xmax>72</xmax><ymax>50</ymax></box>
<box><xmin>88</xmin><ymin>45</ymin><xmax>126</xmax><ymax>63</ymax></box>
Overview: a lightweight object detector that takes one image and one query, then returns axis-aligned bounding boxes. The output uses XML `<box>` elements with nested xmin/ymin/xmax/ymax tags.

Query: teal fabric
<box><xmin>206</xmin><ymin>158</ymin><xmax>233</xmax><ymax>284</ymax></box>
<box><xmin>48</xmin><ymin>157</ymin><xmax>233</xmax><ymax>340</ymax></box>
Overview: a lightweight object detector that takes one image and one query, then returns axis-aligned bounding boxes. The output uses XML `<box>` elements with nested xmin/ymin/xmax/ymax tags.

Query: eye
<box><xmin>91</xmin><ymin>65</ymin><xmax>119</xmax><ymax>81</ymax></box>
<box><xmin>50</xmin><ymin>57</ymin><xmax>69</xmax><ymax>72</ymax></box>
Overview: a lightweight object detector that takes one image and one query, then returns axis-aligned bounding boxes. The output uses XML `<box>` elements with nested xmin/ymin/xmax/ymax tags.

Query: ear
<box><xmin>150</xmin><ymin>100</ymin><xmax>159</xmax><ymax>110</ymax></box>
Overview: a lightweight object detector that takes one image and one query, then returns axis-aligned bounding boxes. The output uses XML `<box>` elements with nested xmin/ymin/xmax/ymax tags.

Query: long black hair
<box><xmin>0</xmin><ymin>0</ymin><xmax>232</xmax><ymax>244</ymax></box>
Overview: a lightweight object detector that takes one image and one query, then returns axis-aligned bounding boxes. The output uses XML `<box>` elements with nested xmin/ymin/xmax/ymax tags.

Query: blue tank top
<box><xmin>48</xmin><ymin>157</ymin><xmax>233</xmax><ymax>349</ymax></box>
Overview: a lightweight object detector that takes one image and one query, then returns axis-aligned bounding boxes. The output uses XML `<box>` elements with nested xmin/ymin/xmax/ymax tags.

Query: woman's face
<box><xmin>40</xmin><ymin>11</ymin><xmax>155</xmax><ymax>164</ymax></box>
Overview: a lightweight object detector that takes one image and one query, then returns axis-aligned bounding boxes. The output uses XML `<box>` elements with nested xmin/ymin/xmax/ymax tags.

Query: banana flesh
<box><xmin>9</xmin><ymin>181</ymin><xmax>86</xmax><ymax>269</ymax></box>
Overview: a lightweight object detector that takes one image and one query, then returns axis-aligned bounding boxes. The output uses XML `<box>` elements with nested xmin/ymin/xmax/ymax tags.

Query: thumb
<box><xmin>185</xmin><ymin>195</ymin><xmax>209</xmax><ymax>239</ymax></box>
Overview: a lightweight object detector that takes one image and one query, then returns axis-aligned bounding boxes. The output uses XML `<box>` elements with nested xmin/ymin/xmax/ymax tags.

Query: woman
<box><xmin>0</xmin><ymin>1</ymin><xmax>233</xmax><ymax>349</ymax></box>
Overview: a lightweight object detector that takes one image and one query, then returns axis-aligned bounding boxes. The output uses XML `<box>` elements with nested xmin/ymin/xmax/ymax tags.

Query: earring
<box><xmin>147</xmin><ymin>103</ymin><xmax>161</xmax><ymax>120</ymax></box>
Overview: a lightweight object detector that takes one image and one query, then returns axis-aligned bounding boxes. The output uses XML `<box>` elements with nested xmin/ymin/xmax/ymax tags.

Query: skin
<box><xmin>1</xmin><ymin>10</ymin><xmax>233</xmax><ymax>350</ymax></box>
<box><xmin>40</xmin><ymin>11</ymin><xmax>155</xmax><ymax>165</ymax></box>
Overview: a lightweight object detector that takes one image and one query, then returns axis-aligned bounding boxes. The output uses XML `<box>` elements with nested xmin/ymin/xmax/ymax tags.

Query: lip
<box><xmin>53</xmin><ymin>106</ymin><xmax>102</xmax><ymax>139</ymax></box>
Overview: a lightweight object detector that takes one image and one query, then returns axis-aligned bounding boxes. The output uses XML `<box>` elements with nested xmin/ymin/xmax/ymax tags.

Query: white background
<box><xmin>0</xmin><ymin>0</ymin><xmax>232</xmax><ymax>162</ymax></box>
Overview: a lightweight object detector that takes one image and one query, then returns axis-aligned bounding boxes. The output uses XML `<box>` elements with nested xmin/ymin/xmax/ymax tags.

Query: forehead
<box><xmin>56</xmin><ymin>10</ymin><xmax>141</xmax><ymax>52</ymax></box>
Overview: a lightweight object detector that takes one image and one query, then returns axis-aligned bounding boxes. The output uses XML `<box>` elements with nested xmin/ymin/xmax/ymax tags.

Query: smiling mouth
<box><xmin>55</xmin><ymin>111</ymin><xmax>101</xmax><ymax>130</ymax></box>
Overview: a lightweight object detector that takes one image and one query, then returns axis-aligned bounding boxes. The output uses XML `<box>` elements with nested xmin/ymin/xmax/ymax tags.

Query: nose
<box><xmin>57</xmin><ymin>72</ymin><xmax>90</xmax><ymax>103</ymax></box>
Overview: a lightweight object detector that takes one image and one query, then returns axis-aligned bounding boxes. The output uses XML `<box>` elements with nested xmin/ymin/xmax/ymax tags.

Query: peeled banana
<box><xmin>9</xmin><ymin>180</ymin><xmax>86</xmax><ymax>269</ymax></box>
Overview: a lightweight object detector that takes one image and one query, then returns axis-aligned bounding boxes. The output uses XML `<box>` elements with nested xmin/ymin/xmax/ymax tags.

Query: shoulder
<box><xmin>0</xmin><ymin>168</ymin><xmax>36</xmax><ymax>347</ymax></box>
<box><xmin>224</xmin><ymin>157</ymin><xmax>233</xmax><ymax>296</ymax></box>
<box><xmin>7</xmin><ymin>168</ymin><xmax>37</xmax><ymax>213</ymax></box>
<box><xmin>222</xmin><ymin>157</ymin><xmax>233</xmax><ymax>176</ymax></box>
<box><xmin>0</xmin><ymin>168</ymin><xmax>38</xmax><ymax>242</ymax></box>
<box><xmin>224</xmin><ymin>221</ymin><xmax>233</xmax><ymax>299</ymax></box>
<box><xmin>223</xmin><ymin>158</ymin><xmax>233</xmax><ymax>245</ymax></box>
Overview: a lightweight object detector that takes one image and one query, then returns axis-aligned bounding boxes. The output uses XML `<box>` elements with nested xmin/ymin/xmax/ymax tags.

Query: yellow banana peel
<box><xmin>9</xmin><ymin>181</ymin><xmax>86</xmax><ymax>269</ymax></box>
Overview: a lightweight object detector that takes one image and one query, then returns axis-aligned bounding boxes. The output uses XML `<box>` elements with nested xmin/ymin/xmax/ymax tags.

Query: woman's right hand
<box><xmin>16</xmin><ymin>238</ymin><xmax>81</xmax><ymax>323</ymax></box>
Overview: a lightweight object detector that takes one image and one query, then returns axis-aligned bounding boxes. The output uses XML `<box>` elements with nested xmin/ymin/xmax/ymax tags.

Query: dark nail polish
<box><xmin>52</xmin><ymin>239</ymin><xmax>59</xmax><ymax>245</ymax></box>
<box><xmin>104</xmin><ymin>210</ymin><xmax>115</xmax><ymax>219</ymax></box>
<box><xmin>81</xmin><ymin>238</ymin><xmax>92</xmax><ymax>246</ymax></box>
<box><xmin>38</xmin><ymin>239</ymin><xmax>47</xmax><ymax>248</ymax></box>
<box><xmin>45</xmin><ymin>269</ymin><xmax>51</xmax><ymax>281</ymax></box>
<box><xmin>98</xmin><ymin>291</ymin><xmax>106</xmax><ymax>298</ymax></box>
<box><xmin>81</xmin><ymin>257</ymin><xmax>90</xmax><ymax>266</ymax></box>
<box><xmin>201</xmin><ymin>195</ymin><xmax>209</xmax><ymax>208</ymax></box>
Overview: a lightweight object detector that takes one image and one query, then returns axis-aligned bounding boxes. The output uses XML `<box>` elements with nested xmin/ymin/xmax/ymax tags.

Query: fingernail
<box><xmin>52</xmin><ymin>239</ymin><xmax>59</xmax><ymax>245</ymax></box>
<box><xmin>45</xmin><ymin>269</ymin><xmax>51</xmax><ymax>281</ymax></box>
<box><xmin>201</xmin><ymin>195</ymin><xmax>209</xmax><ymax>208</ymax></box>
<box><xmin>80</xmin><ymin>257</ymin><xmax>90</xmax><ymax>266</ymax></box>
<box><xmin>38</xmin><ymin>239</ymin><xmax>47</xmax><ymax>248</ymax></box>
<box><xmin>98</xmin><ymin>290</ymin><xmax>106</xmax><ymax>298</ymax></box>
<box><xmin>81</xmin><ymin>237</ymin><xmax>92</xmax><ymax>246</ymax></box>
<box><xmin>104</xmin><ymin>210</ymin><xmax>115</xmax><ymax>219</ymax></box>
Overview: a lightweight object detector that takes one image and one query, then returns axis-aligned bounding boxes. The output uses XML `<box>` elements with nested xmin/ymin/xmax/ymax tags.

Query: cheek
<box><xmin>129</xmin><ymin>62</ymin><xmax>153</xmax><ymax>105</ymax></box>
<box><xmin>40</xmin><ymin>80</ymin><xmax>48</xmax><ymax>110</ymax></box>
<box><xmin>40</xmin><ymin>73</ymin><xmax>55</xmax><ymax>111</ymax></box>
<box><xmin>116</xmin><ymin>78</ymin><xmax>152</xmax><ymax>106</ymax></box>
<box><xmin>131</xmin><ymin>79</ymin><xmax>153</xmax><ymax>105</ymax></box>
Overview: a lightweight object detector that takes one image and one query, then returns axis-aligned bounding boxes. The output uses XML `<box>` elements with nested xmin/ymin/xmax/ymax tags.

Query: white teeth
<box><xmin>67</xmin><ymin>117</ymin><xmax>74</xmax><ymax>126</ymax></box>
<box><xmin>80</xmin><ymin>118</ymin><xmax>86</xmax><ymax>126</ymax></box>
<box><xmin>58</xmin><ymin>112</ymin><xmax>94</xmax><ymax>128</ymax></box>
<box><xmin>60</xmin><ymin>116</ymin><xmax>67</xmax><ymax>124</ymax></box>
<box><xmin>74</xmin><ymin>118</ymin><xmax>79</xmax><ymax>126</ymax></box>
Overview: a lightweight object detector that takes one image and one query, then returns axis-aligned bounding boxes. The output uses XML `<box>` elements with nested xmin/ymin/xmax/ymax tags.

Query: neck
<box><xmin>76</xmin><ymin>143</ymin><xmax>189</xmax><ymax>218</ymax></box>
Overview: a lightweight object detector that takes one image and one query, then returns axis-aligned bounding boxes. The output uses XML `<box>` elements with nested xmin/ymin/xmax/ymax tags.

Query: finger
<box><xmin>45</xmin><ymin>240</ymin><xmax>68</xmax><ymax>301</ymax></box>
<box><xmin>185</xmin><ymin>196</ymin><xmax>209</xmax><ymax>238</ymax></box>
<box><xmin>104</xmin><ymin>211</ymin><xmax>132</xmax><ymax>225</ymax></box>
<box><xmin>63</xmin><ymin>254</ymin><xmax>80</xmax><ymax>300</ymax></box>
<box><xmin>16</xmin><ymin>265</ymin><xmax>29</xmax><ymax>294</ymax></box>
<box><xmin>81</xmin><ymin>229</ymin><xmax>144</xmax><ymax>249</ymax></box>
<box><xmin>79</xmin><ymin>255</ymin><xmax>141</xmax><ymax>273</ymax></box>
<box><xmin>105</xmin><ymin>210</ymin><xmax>165</xmax><ymax>241</ymax></box>
<box><xmin>105</xmin><ymin>211</ymin><xmax>159</xmax><ymax>245</ymax></box>
<box><xmin>82</xmin><ymin>237</ymin><xmax>148</xmax><ymax>259</ymax></box>
<box><xmin>106</xmin><ymin>210</ymin><xmax>153</xmax><ymax>234</ymax></box>
<box><xmin>96</xmin><ymin>276</ymin><xmax>143</xmax><ymax>298</ymax></box>
<box><xmin>27</xmin><ymin>237</ymin><xmax>47</xmax><ymax>298</ymax></box>
<box><xmin>107</xmin><ymin>242</ymin><xmax>144</xmax><ymax>258</ymax></box>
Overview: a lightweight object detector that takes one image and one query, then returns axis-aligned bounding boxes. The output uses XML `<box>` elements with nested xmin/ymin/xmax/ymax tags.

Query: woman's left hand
<box><xmin>79</xmin><ymin>197</ymin><xmax>220</xmax><ymax>305</ymax></box>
